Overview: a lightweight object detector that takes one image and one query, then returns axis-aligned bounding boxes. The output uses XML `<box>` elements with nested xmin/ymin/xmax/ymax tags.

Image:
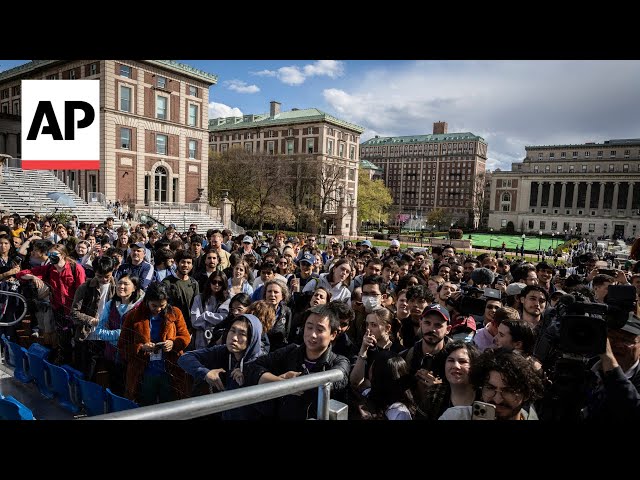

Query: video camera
<box><xmin>447</xmin><ymin>286</ymin><xmax>501</xmax><ymax>317</ymax></box>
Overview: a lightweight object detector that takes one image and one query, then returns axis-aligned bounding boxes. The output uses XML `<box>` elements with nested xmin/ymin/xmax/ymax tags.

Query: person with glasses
<box><xmin>276</xmin><ymin>256</ymin><xmax>294</xmax><ymax>281</ymax></box>
<box><xmin>40</xmin><ymin>221</ymin><xmax>55</xmax><ymax>242</ymax></box>
<box><xmin>584</xmin><ymin>315</ymin><xmax>640</xmax><ymax>420</ymax></box>
<box><xmin>190</xmin><ymin>272</ymin><xmax>229</xmax><ymax>349</ymax></box>
<box><xmin>440</xmin><ymin>348</ymin><xmax>544</xmax><ymax>420</ymax></box>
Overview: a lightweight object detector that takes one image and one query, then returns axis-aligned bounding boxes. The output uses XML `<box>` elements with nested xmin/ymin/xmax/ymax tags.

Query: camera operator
<box><xmin>592</xmin><ymin>274</ymin><xmax>615</xmax><ymax>303</ymax></box>
<box><xmin>583</xmin><ymin>316</ymin><xmax>640</xmax><ymax>420</ymax></box>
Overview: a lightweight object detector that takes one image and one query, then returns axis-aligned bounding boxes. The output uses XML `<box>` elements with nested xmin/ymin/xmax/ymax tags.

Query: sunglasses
<box><xmin>211</xmin><ymin>280</ymin><xmax>225</xmax><ymax>286</ymax></box>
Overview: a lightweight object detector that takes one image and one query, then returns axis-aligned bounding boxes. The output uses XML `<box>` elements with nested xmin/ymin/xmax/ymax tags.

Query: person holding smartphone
<box><xmin>439</xmin><ymin>348</ymin><xmax>544</xmax><ymax>420</ymax></box>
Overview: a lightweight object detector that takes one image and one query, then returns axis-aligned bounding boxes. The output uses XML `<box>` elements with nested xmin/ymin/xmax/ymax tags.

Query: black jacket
<box><xmin>245</xmin><ymin>343</ymin><xmax>351</xmax><ymax>420</ymax></box>
<box><xmin>585</xmin><ymin>363</ymin><xmax>640</xmax><ymax>421</ymax></box>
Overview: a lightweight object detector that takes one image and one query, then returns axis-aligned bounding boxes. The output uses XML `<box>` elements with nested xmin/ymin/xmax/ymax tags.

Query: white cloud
<box><xmin>223</xmin><ymin>79</ymin><xmax>260</xmax><ymax>94</ymax></box>
<box><xmin>323</xmin><ymin>60</ymin><xmax>640</xmax><ymax>171</ymax></box>
<box><xmin>208</xmin><ymin>102</ymin><xmax>243</xmax><ymax>119</ymax></box>
<box><xmin>252</xmin><ymin>60</ymin><xmax>345</xmax><ymax>86</ymax></box>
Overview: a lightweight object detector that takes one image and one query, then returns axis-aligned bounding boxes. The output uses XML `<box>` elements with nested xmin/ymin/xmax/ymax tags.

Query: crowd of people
<box><xmin>0</xmin><ymin>210</ymin><xmax>638</xmax><ymax>421</ymax></box>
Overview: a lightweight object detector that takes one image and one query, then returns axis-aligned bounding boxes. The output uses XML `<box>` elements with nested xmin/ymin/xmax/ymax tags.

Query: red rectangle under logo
<box><xmin>22</xmin><ymin>160</ymin><xmax>100</xmax><ymax>170</ymax></box>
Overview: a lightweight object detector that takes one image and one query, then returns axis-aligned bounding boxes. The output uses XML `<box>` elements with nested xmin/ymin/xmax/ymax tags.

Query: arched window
<box><xmin>501</xmin><ymin>192</ymin><xmax>511</xmax><ymax>212</ymax></box>
<box><xmin>154</xmin><ymin>166</ymin><xmax>168</xmax><ymax>202</ymax></box>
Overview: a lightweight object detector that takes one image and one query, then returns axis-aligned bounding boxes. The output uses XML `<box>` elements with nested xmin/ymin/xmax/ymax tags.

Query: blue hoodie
<box><xmin>178</xmin><ymin>314</ymin><xmax>263</xmax><ymax>392</ymax></box>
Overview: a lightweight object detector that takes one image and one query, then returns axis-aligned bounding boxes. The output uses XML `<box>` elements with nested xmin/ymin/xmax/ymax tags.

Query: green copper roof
<box><xmin>361</xmin><ymin>132</ymin><xmax>485</xmax><ymax>145</ymax></box>
<box><xmin>360</xmin><ymin>159</ymin><xmax>383</xmax><ymax>171</ymax></box>
<box><xmin>0</xmin><ymin>60</ymin><xmax>217</xmax><ymax>84</ymax></box>
<box><xmin>209</xmin><ymin>108</ymin><xmax>364</xmax><ymax>134</ymax></box>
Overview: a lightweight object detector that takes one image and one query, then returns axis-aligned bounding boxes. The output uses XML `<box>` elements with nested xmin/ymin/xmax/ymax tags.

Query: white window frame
<box><xmin>157</xmin><ymin>76</ymin><xmax>167</xmax><ymax>89</ymax></box>
<box><xmin>189</xmin><ymin>139</ymin><xmax>197</xmax><ymax>158</ymax></box>
<box><xmin>306</xmin><ymin>138</ymin><xmax>314</xmax><ymax>154</ymax></box>
<box><xmin>120</xmin><ymin>85</ymin><xmax>132</xmax><ymax>112</ymax></box>
<box><xmin>188</xmin><ymin>85</ymin><xmax>198</xmax><ymax>97</ymax></box>
<box><xmin>120</xmin><ymin>65</ymin><xmax>132</xmax><ymax>78</ymax></box>
<box><xmin>188</xmin><ymin>104</ymin><xmax>198</xmax><ymax>127</ymax></box>
<box><xmin>287</xmin><ymin>140</ymin><xmax>294</xmax><ymax>154</ymax></box>
<box><xmin>121</xmin><ymin>127</ymin><xmax>131</xmax><ymax>149</ymax></box>
<box><xmin>156</xmin><ymin>95</ymin><xmax>168</xmax><ymax>120</ymax></box>
<box><xmin>267</xmin><ymin>141</ymin><xmax>275</xmax><ymax>155</ymax></box>
<box><xmin>156</xmin><ymin>134</ymin><xmax>168</xmax><ymax>155</ymax></box>
<box><xmin>327</xmin><ymin>139</ymin><xmax>333</xmax><ymax>155</ymax></box>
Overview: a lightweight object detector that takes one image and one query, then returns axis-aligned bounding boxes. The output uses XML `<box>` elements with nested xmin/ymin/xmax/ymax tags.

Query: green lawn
<box><xmin>464</xmin><ymin>233</ymin><xmax>563</xmax><ymax>251</ymax></box>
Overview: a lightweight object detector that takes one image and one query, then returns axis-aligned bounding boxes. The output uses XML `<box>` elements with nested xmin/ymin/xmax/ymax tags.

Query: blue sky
<box><xmin>3</xmin><ymin>59</ymin><xmax>640</xmax><ymax>172</ymax></box>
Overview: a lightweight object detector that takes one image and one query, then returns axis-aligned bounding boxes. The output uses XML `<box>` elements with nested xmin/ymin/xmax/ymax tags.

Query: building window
<box><xmin>244</xmin><ymin>142</ymin><xmax>252</xmax><ymax>153</ymax></box>
<box><xmin>268</xmin><ymin>131</ymin><xmax>274</xmax><ymax>138</ymax></box>
<box><xmin>538</xmin><ymin>153</ymin><xmax>543</xmax><ymax>158</ymax></box>
<box><xmin>572</xmin><ymin>151</ymin><xmax>578</xmax><ymax>158</ymax></box>
<box><xmin>569</xmin><ymin>165</ymin><xmax>575</xmax><ymax>173</ymax></box>
<box><xmin>69</xmin><ymin>70</ymin><xmax>76</xmax><ymax>80</ymax></box>
<box><xmin>500</xmin><ymin>219</ymin><xmax>507</xmax><ymax>227</ymax></box>
<box><xmin>585</xmin><ymin>151</ymin><xmax>590</xmax><ymax>157</ymax></box>
<box><xmin>576</xmin><ymin>223</ymin><xmax>582</xmax><ymax>232</ymax></box>
<box><xmin>624</xmin><ymin>164</ymin><xmax>629</xmax><ymax>172</ymax></box>
<box><xmin>120</xmin><ymin>86</ymin><xmax>132</xmax><ymax>112</ymax></box>
<box><xmin>287</xmin><ymin>140</ymin><xmax>294</xmax><ymax>154</ymax></box>
<box><xmin>12</xmin><ymin>100</ymin><xmax>19</xmax><ymax>115</ymax></box>
<box><xmin>306</xmin><ymin>138</ymin><xmax>314</xmax><ymax>154</ymax></box>
<box><xmin>528</xmin><ymin>220</ymin><xmax>534</xmax><ymax>229</ymax></box>
<box><xmin>267</xmin><ymin>141</ymin><xmax>275</xmax><ymax>155</ymax></box>
<box><xmin>12</xmin><ymin>85</ymin><xmax>20</xmax><ymax>96</ymax></box>
<box><xmin>561</xmin><ymin>152</ymin><xmax>566</xmax><ymax>158</ymax></box>
<box><xmin>1</xmin><ymin>103</ymin><xmax>7</xmax><ymax>113</ymax></box>
<box><xmin>90</xmin><ymin>63</ymin><xmax>97</xmax><ymax>75</ymax></box>
<box><xmin>188</xmin><ymin>104</ymin><xmax>198</xmax><ymax>127</ymax></box>
<box><xmin>221</xmin><ymin>144</ymin><xmax>228</xmax><ymax>152</ymax></box>
<box><xmin>189</xmin><ymin>139</ymin><xmax>197</xmax><ymax>158</ymax></box>
<box><xmin>610</xmin><ymin>150</ymin><xmax>617</xmax><ymax>157</ymax></box>
<box><xmin>545</xmin><ymin>165</ymin><xmax>550</xmax><ymax>173</ymax></box>
<box><xmin>551</xmin><ymin>221</ymin><xmax>557</xmax><ymax>231</ymax></box>
<box><xmin>350</xmin><ymin>145</ymin><xmax>355</xmax><ymax>160</ymax></box>
<box><xmin>327</xmin><ymin>139</ymin><xmax>333</xmax><ymax>155</ymax></box>
<box><xmin>157</xmin><ymin>76</ymin><xmax>167</xmax><ymax>89</ymax></box>
<box><xmin>625</xmin><ymin>149</ymin><xmax>631</xmax><ymax>157</ymax></box>
<box><xmin>287</xmin><ymin>128</ymin><xmax>293</xmax><ymax>136</ymax></box>
<box><xmin>549</xmin><ymin>153</ymin><xmax>555</xmax><ymax>158</ymax></box>
<box><xmin>582</xmin><ymin>165</ymin><xmax>587</xmax><ymax>173</ymax></box>
<box><xmin>156</xmin><ymin>134</ymin><xmax>167</xmax><ymax>155</ymax></box>
<box><xmin>609</xmin><ymin>164</ymin><xmax>615</xmax><ymax>172</ymax></box>
<box><xmin>307</xmin><ymin>127</ymin><xmax>313</xmax><ymax>135</ymax></box>
<box><xmin>595</xmin><ymin>165</ymin><xmax>601</xmax><ymax>173</ymax></box>
<box><xmin>188</xmin><ymin>85</ymin><xmax>198</xmax><ymax>97</ymax></box>
<box><xmin>501</xmin><ymin>192</ymin><xmax>511</xmax><ymax>212</ymax></box>
<box><xmin>597</xmin><ymin>151</ymin><xmax>603</xmax><ymax>157</ymax></box>
<box><xmin>121</xmin><ymin>127</ymin><xmax>131</xmax><ymax>149</ymax></box>
<box><xmin>563</xmin><ymin>222</ymin><xmax>570</xmax><ymax>232</ymax></box>
<box><xmin>120</xmin><ymin>65</ymin><xmax>131</xmax><ymax>78</ymax></box>
<box><xmin>534</xmin><ymin>166</ymin><xmax>539</xmax><ymax>173</ymax></box>
<box><xmin>46</xmin><ymin>73</ymin><xmax>57</xmax><ymax>80</ymax></box>
<box><xmin>172</xmin><ymin>178</ymin><xmax>178</xmax><ymax>203</ymax></box>
<box><xmin>156</xmin><ymin>95</ymin><xmax>167</xmax><ymax>120</ymax></box>
<box><xmin>589</xmin><ymin>223</ymin><xmax>595</xmax><ymax>233</ymax></box>
<box><xmin>339</xmin><ymin>143</ymin><xmax>344</xmax><ymax>157</ymax></box>
<box><xmin>540</xmin><ymin>221</ymin><xmax>546</xmax><ymax>230</ymax></box>
<box><xmin>244</xmin><ymin>132</ymin><xmax>251</xmax><ymax>140</ymax></box>
<box><xmin>557</xmin><ymin>165</ymin><xmax>563</xmax><ymax>173</ymax></box>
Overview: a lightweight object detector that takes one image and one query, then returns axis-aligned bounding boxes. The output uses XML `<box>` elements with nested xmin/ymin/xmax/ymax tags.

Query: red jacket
<box><xmin>17</xmin><ymin>261</ymin><xmax>85</xmax><ymax>313</ymax></box>
<box><xmin>117</xmin><ymin>302</ymin><xmax>191</xmax><ymax>402</ymax></box>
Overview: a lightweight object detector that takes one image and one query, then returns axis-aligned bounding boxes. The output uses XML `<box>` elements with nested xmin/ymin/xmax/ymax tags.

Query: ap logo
<box><xmin>21</xmin><ymin>80</ymin><xmax>100</xmax><ymax>170</ymax></box>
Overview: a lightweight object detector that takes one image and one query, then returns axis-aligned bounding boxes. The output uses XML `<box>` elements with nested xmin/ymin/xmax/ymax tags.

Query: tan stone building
<box><xmin>360</xmin><ymin>121</ymin><xmax>488</xmax><ymax>228</ymax></box>
<box><xmin>488</xmin><ymin>138</ymin><xmax>640</xmax><ymax>238</ymax></box>
<box><xmin>0</xmin><ymin>60</ymin><xmax>217</xmax><ymax>208</ymax></box>
<box><xmin>209</xmin><ymin>102</ymin><xmax>364</xmax><ymax>236</ymax></box>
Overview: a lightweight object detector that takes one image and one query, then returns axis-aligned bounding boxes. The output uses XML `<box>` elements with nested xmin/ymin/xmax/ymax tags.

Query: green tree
<box><xmin>427</xmin><ymin>208</ymin><xmax>452</xmax><ymax>231</ymax></box>
<box><xmin>358</xmin><ymin>168</ymin><xmax>393</xmax><ymax>228</ymax></box>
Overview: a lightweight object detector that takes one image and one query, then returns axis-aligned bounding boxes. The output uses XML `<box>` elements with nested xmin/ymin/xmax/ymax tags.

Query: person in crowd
<box><xmin>162</xmin><ymin>249</ymin><xmax>199</xmax><ymax>336</ymax></box>
<box><xmin>303</xmin><ymin>257</ymin><xmax>352</xmax><ymax>303</ymax></box>
<box><xmin>71</xmin><ymin>256</ymin><xmax>118</xmax><ymax>378</ymax></box>
<box><xmin>190</xmin><ymin>272</ymin><xmax>230</xmax><ymax>349</ymax></box>
<box><xmin>17</xmin><ymin>244</ymin><xmax>86</xmax><ymax>364</ymax></box>
<box><xmin>117</xmin><ymin>281</ymin><xmax>191</xmax><ymax>405</ymax></box>
<box><xmin>244</xmin><ymin>303</ymin><xmax>351</xmax><ymax>420</ymax></box>
<box><xmin>208</xmin><ymin>232</ymin><xmax>231</xmax><ymax>270</ymax></box>
<box><xmin>178</xmin><ymin>314</ymin><xmax>264</xmax><ymax>418</ymax></box>
<box><xmin>493</xmin><ymin>316</ymin><xmax>540</xmax><ymax>369</ymax></box>
<box><xmin>328</xmin><ymin>300</ymin><xmax>358</xmax><ymax>365</ymax></box>
<box><xmin>207</xmin><ymin>292</ymin><xmax>252</xmax><ymax>345</ymax></box>
<box><xmin>427</xmin><ymin>275</ymin><xmax>444</xmax><ymax>297</ymax></box>
<box><xmin>89</xmin><ymin>273</ymin><xmax>145</xmax><ymax>395</ymax></box>
<box><xmin>189</xmin><ymin>235</ymin><xmax>205</xmax><ymax>273</ymax></box>
<box><xmin>228</xmin><ymin>259</ymin><xmax>254</xmax><ymax>297</ymax></box>
<box><xmin>439</xmin><ymin>348</ymin><xmax>544</xmax><ymax>420</ymax></box>
<box><xmin>358</xmin><ymin>351</ymin><xmax>416</xmax><ymax>420</ymax></box>
<box><xmin>536</xmin><ymin>262</ymin><xmax>556</xmax><ymax>294</ymax></box>
<box><xmin>115</xmin><ymin>241</ymin><xmax>155</xmax><ymax>291</ymax></box>
<box><xmin>400</xmin><ymin>285</ymin><xmax>434</xmax><ymax>349</ymax></box>
<box><xmin>258</xmin><ymin>279</ymin><xmax>292</xmax><ymax>351</ymax></box>
<box><xmin>151</xmin><ymin>247</ymin><xmax>176</xmax><ymax>283</ymax></box>
<box><xmin>417</xmin><ymin>340</ymin><xmax>479</xmax><ymax>420</ymax></box>
<box><xmin>519</xmin><ymin>285</ymin><xmax>548</xmax><ymax>328</ymax></box>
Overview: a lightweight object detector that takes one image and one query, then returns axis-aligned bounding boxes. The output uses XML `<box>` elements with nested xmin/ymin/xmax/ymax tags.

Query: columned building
<box><xmin>360</xmin><ymin>121</ymin><xmax>488</xmax><ymax>227</ymax></box>
<box><xmin>209</xmin><ymin>102</ymin><xmax>364</xmax><ymax>236</ymax></box>
<box><xmin>0</xmin><ymin>60</ymin><xmax>217</xmax><ymax>208</ymax></box>
<box><xmin>488</xmin><ymin>138</ymin><xmax>640</xmax><ymax>238</ymax></box>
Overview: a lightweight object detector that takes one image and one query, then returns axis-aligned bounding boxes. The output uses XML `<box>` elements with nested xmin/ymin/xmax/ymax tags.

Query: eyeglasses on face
<box><xmin>210</xmin><ymin>280</ymin><xmax>225</xmax><ymax>286</ymax></box>
<box><xmin>482</xmin><ymin>384</ymin><xmax>521</xmax><ymax>402</ymax></box>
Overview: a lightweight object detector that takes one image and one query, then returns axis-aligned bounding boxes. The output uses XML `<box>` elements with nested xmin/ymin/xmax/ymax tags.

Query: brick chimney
<box><xmin>433</xmin><ymin>121</ymin><xmax>448</xmax><ymax>134</ymax></box>
<box><xmin>270</xmin><ymin>101</ymin><xmax>281</xmax><ymax>118</ymax></box>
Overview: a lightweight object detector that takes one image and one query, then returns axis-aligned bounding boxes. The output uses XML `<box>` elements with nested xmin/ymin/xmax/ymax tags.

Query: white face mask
<box><xmin>362</xmin><ymin>296</ymin><xmax>380</xmax><ymax>313</ymax></box>
<box><xmin>451</xmin><ymin>331</ymin><xmax>475</xmax><ymax>343</ymax></box>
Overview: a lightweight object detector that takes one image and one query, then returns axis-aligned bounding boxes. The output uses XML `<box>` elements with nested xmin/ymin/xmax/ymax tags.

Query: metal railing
<box><xmin>0</xmin><ymin>290</ymin><xmax>28</xmax><ymax>327</ymax></box>
<box><xmin>83</xmin><ymin>369</ymin><xmax>343</xmax><ymax>420</ymax></box>
<box><xmin>229</xmin><ymin>219</ymin><xmax>245</xmax><ymax>235</ymax></box>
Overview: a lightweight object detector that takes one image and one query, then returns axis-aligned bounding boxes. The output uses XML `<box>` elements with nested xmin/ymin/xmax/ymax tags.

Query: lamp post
<box><xmin>489</xmin><ymin>227</ymin><xmax>494</xmax><ymax>252</ymax></box>
<box><xmin>537</xmin><ymin>230</ymin><xmax>542</xmax><ymax>261</ymax></box>
<box><xmin>551</xmin><ymin>231</ymin><xmax>555</xmax><ymax>251</ymax></box>
<box><xmin>521</xmin><ymin>233</ymin><xmax>526</xmax><ymax>258</ymax></box>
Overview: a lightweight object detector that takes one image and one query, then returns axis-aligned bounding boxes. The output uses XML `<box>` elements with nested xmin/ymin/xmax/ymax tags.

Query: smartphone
<box><xmin>472</xmin><ymin>401</ymin><xmax>496</xmax><ymax>420</ymax></box>
<box><xmin>154</xmin><ymin>341</ymin><xmax>166</xmax><ymax>350</ymax></box>
<box><xmin>598</xmin><ymin>268</ymin><xmax>616</xmax><ymax>277</ymax></box>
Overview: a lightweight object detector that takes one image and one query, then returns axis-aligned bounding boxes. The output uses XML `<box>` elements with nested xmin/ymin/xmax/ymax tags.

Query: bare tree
<box><xmin>470</xmin><ymin>172</ymin><xmax>490</xmax><ymax>229</ymax></box>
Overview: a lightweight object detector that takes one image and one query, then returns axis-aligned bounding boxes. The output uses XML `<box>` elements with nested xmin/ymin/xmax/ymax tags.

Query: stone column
<box><xmin>548</xmin><ymin>182</ymin><xmax>555</xmax><ymax>209</ymax></box>
<box><xmin>219</xmin><ymin>197</ymin><xmax>233</xmax><ymax>229</ymax></box>
<box><xmin>572</xmin><ymin>182</ymin><xmax>580</xmax><ymax>211</ymax></box>
<box><xmin>598</xmin><ymin>182</ymin><xmax>606</xmax><ymax>211</ymax></box>
<box><xmin>536</xmin><ymin>182</ymin><xmax>543</xmax><ymax>208</ymax></box>
<box><xmin>585</xmin><ymin>182</ymin><xmax>592</xmax><ymax>212</ymax></box>
<box><xmin>627</xmin><ymin>182</ymin><xmax>635</xmax><ymax>215</ymax></box>
<box><xmin>560</xmin><ymin>182</ymin><xmax>567</xmax><ymax>210</ymax></box>
<box><xmin>613</xmin><ymin>182</ymin><xmax>620</xmax><ymax>212</ymax></box>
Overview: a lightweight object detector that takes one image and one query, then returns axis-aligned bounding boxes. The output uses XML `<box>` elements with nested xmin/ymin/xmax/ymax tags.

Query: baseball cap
<box><xmin>242</xmin><ymin>235</ymin><xmax>253</xmax><ymax>244</ymax></box>
<box><xmin>300</xmin><ymin>252</ymin><xmax>315</xmax><ymax>265</ymax></box>
<box><xmin>361</xmin><ymin>240</ymin><xmax>372</xmax><ymax>248</ymax></box>
<box><xmin>449</xmin><ymin>315</ymin><xmax>477</xmax><ymax>334</ymax></box>
<box><xmin>422</xmin><ymin>303</ymin><xmax>451</xmax><ymax>323</ymax></box>
<box><xmin>390</xmin><ymin>239</ymin><xmax>400</xmax><ymax>248</ymax></box>
<box><xmin>131</xmin><ymin>241</ymin><xmax>146</xmax><ymax>250</ymax></box>
<box><xmin>620</xmin><ymin>314</ymin><xmax>640</xmax><ymax>336</ymax></box>
<box><xmin>505</xmin><ymin>282</ymin><xmax>526</xmax><ymax>296</ymax></box>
